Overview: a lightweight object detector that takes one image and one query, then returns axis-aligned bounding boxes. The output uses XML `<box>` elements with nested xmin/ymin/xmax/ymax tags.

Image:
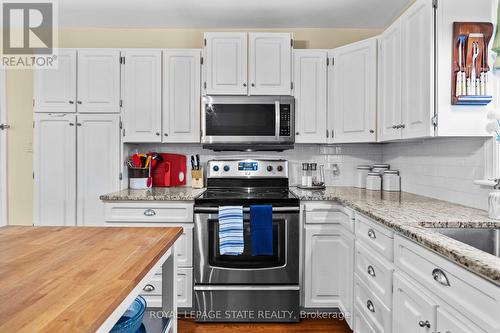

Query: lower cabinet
<box><xmin>103</xmin><ymin>202</ymin><xmax>194</xmax><ymax>309</ymax></box>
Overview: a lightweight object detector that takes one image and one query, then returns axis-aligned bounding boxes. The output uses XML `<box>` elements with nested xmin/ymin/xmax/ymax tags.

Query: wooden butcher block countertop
<box><xmin>0</xmin><ymin>226</ymin><xmax>182</xmax><ymax>333</ymax></box>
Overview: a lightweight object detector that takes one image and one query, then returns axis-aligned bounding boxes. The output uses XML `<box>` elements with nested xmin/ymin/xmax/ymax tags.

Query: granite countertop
<box><xmin>290</xmin><ymin>186</ymin><xmax>500</xmax><ymax>285</ymax></box>
<box><xmin>100</xmin><ymin>187</ymin><xmax>206</xmax><ymax>201</ymax></box>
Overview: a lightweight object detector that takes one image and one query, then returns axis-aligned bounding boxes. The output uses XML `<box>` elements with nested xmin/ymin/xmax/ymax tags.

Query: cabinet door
<box><xmin>33</xmin><ymin>113</ymin><xmax>76</xmax><ymax>226</ymax></box>
<box><xmin>304</xmin><ymin>224</ymin><xmax>342</xmax><ymax>308</ymax></box>
<box><xmin>163</xmin><ymin>49</ymin><xmax>201</xmax><ymax>143</ymax></box>
<box><xmin>378</xmin><ymin>20</ymin><xmax>403</xmax><ymax>142</ymax></box>
<box><xmin>436</xmin><ymin>306</ymin><xmax>487</xmax><ymax>333</ymax></box>
<box><xmin>76</xmin><ymin>115</ymin><xmax>121</xmax><ymax>226</ymax></box>
<box><xmin>393</xmin><ymin>273</ymin><xmax>438</xmax><ymax>333</ymax></box>
<box><xmin>33</xmin><ymin>49</ymin><xmax>77</xmax><ymax>113</ymax></box>
<box><xmin>248</xmin><ymin>33</ymin><xmax>292</xmax><ymax>95</ymax></box>
<box><xmin>330</xmin><ymin>38</ymin><xmax>377</xmax><ymax>143</ymax></box>
<box><xmin>401</xmin><ymin>0</ymin><xmax>435</xmax><ymax>139</ymax></box>
<box><xmin>204</xmin><ymin>32</ymin><xmax>247</xmax><ymax>95</ymax></box>
<box><xmin>77</xmin><ymin>49</ymin><xmax>121</xmax><ymax>113</ymax></box>
<box><xmin>339</xmin><ymin>228</ymin><xmax>354</xmax><ymax>328</ymax></box>
<box><xmin>121</xmin><ymin>50</ymin><xmax>162</xmax><ymax>142</ymax></box>
<box><xmin>177</xmin><ymin>268</ymin><xmax>193</xmax><ymax>308</ymax></box>
<box><xmin>293</xmin><ymin>50</ymin><xmax>328</xmax><ymax>143</ymax></box>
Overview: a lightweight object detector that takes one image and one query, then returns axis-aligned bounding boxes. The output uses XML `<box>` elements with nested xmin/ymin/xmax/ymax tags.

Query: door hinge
<box><xmin>120</xmin><ymin>56</ymin><xmax>125</xmax><ymax>64</ymax></box>
<box><xmin>291</xmin><ymin>39</ymin><xmax>294</xmax><ymax>47</ymax></box>
<box><xmin>119</xmin><ymin>120</ymin><xmax>122</xmax><ymax>129</ymax></box>
<box><xmin>331</xmin><ymin>57</ymin><xmax>335</xmax><ymax>66</ymax></box>
<box><xmin>32</xmin><ymin>172</ymin><xmax>34</xmax><ymax>179</ymax></box>
<box><xmin>32</xmin><ymin>99</ymin><xmax>35</xmax><ymax>107</ymax></box>
<box><xmin>123</xmin><ymin>128</ymin><xmax>126</xmax><ymax>137</ymax></box>
<box><xmin>290</xmin><ymin>82</ymin><xmax>294</xmax><ymax>90</ymax></box>
<box><xmin>200</xmin><ymin>129</ymin><xmax>203</xmax><ymax>138</ymax></box>
<box><xmin>119</xmin><ymin>99</ymin><xmax>123</xmax><ymax>108</ymax></box>
<box><xmin>200</xmin><ymin>56</ymin><xmax>204</xmax><ymax>65</ymax></box>
<box><xmin>326</xmin><ymin>57</ymin><xmax>329</xmax><ymax>66</ymax></box>
<box><xmin>432</xmin><ymin>114</ymin><xmax>438</xmax><ymax>127</ymax></box>
<box><xmin>119</xmin><ymin>172</ymin><xmax>123</xmax><ymax>181</ymax></box>
<box><xmin>33</xmin><ymin>121</ymin><xmax>35</xmax><ymax>129</ymax></box>
<box><xmin>432</xmin><ymin>0</ymin><xmax>438</xmax><ymax>9</ymax></box>
<box><xmin>203</xmin><ymin>82</ymin><xmax>207</xmax><ymax>90</ymax></box>
<box><xmin>204</xmin><ymin>38</ymin><xmax>207</xmax><ymax>46</ymax></box>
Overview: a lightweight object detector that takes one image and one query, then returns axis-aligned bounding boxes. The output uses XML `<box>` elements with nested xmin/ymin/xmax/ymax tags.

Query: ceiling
<box><xmin>58</xmin><ymin>0</ymin><xmax>413</xmax><ymax>29</ymax></box>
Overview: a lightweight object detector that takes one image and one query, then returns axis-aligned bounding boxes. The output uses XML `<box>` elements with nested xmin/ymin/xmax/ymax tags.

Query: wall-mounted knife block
<box><xmin>451</xmin><ymin>22</ymin><xmax>494</xmax><ymax>106</ymax></box>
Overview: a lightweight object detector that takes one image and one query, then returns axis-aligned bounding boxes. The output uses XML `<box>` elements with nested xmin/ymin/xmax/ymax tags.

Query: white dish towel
<box><xmin>218</xmin><ymin>206</ymin><xmax>244</xmax><ymax>255</ymax></box>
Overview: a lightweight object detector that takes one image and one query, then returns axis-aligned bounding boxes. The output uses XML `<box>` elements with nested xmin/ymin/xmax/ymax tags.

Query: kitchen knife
<box><xmin>196</xmin><ymin>154</ymin><xmax>200</xmax><ymax>170</ymax></box>
<box><xmin>191</xmin><ymin>155</ymin><xmax>196</xmax><ymax>170</ymax></box>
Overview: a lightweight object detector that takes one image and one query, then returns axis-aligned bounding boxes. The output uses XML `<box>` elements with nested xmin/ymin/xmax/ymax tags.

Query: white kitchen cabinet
<box><xmin>204</xmin><ymin>32</ymin><xmax>248</xmax><ymax>95</ymax></box>
<box><xmin>76</xmin><ymin>115</ymin><xmax>121</xmax><ymax>226</ymax></box>
<box><xmin>329</xmin><ymin>38</ymin><xmax>377</xmax><ymax>143</ymax></box>
<box><xmin>121</xmin><ymin>49</ymin><xmax>162</xmax><ymax>142</ymax></box>
<box><xmin>338</xmin><ymin>227</ymin><xmax>354</xmax><ymax>326</ymax></box>
<box><xmin>377</xmin><ymin>20</ymin><xmax>403</xmax><ymax>142</ymax></box>
<box><xmin>33</xmin><ymin>113</ymin><xmax>76</xmax><ymax>226</ymax></box>
<box><xmin>293</xmin><ymin>50</ymin><xmax>328</xmax><ymax>143</ymax></box>
<box><xmin>436</xmin><ymin>306</ymin><xmax>487</xmax><ymax>333</ymax></box>
<box><xmin>163</xmin><ymin>49</ymin><xmax>201</xmax><ymax>143</ymax></box>
<box><xmin>34</xmin><ymin>49</ymin><xmax>77</xmax><ymax>113</ymax></box>
<box><xmin>400</xmin><ymin>0</ymin><xmax>435</xmax><ymax>139</ymax></box>
<box><xmin>77</xmin><ymin>49</ymin><xmax>121</xmax><ymax>113</ymax></box>
<box><xmin>248</xmin><ymin>33</ymin><xmax>292</xmax><ymax>95</ymax></box>
<box><xmin>392</xmin><ymin>272</ymin><xmax>438</xmax><ymax>333</ymax></box>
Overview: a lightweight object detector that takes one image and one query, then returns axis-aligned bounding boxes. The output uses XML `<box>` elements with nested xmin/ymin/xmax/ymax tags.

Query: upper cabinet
<box><xmin>34</xmin><ymin>49</ymin><xmax>77</xmax><ymax>113</ymax></box>
<box><xmin>77</xmin><ymin>49</ymin><xmax>121</xmax><ymax>113</ymax></box>
<box><xmin>329</xmin><ymin>38</ymin><xmax>377</xmax><ymax>143</ymax></box>
<box><xmin>248</xmin><ymin>33</ymin><xmax>292</xmax><ymax>95</ymax></box>
<box><xmin>293</xmin><ymin>50</ymin><xmax>328</xmax><ymax>143</ymax></box>
<box><xmin>121</xmin><ymin>49</ymin><xmax>162</xmax><ymax>142</ymax></box>
<box><xmin>203</xmin><ymin>32</ymin><xmax>292</xmax><ymax>96</ymax></box>
<box><xmin>163</xmin><ymin>49</ymin><xmax>201</xmax><ymax>143</ymax></box>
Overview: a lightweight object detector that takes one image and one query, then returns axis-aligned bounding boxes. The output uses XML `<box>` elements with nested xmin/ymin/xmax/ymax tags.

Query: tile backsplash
<box><xmin>128</xmin><ymin>137</ymin><xmax>491</xmax><ymax>210</ymax></box>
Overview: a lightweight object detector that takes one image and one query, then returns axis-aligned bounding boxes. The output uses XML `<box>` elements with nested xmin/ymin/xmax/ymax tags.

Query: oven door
<box><xmin>194</xmin><ymin>206</ymin><xmax>299</xmax><ymax>285</ymax></box>
<box><xmin>201</xmin><ymin>96</ymin><xmax>293</xmax><ymax>145</ymax></box>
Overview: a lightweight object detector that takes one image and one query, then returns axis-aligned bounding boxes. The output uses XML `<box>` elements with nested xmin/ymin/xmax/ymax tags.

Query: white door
<box><xmin>33</xmin><ymin>113</ymin><xmax>76</xmax><ymax>226</ymax></box>
<box><xmin>204</xmin><ymin>32</ymin><xmax>247</xmax><ymax>95</ymax></box>
<box><xmin>401</xmin><ymin>0</ymin><xmax>435</xmax><ymax>139</ymax></box>
<box><xmin>304</xmin><ymin>224</ymin><xmax>342</xmax><ymax>308</ymax></box>
<box><xmin>0</xmin><ymin>70</ymin><xmax>7</xmax><ymax>226</ymax></box>
<box><xmin>378</xmin><ymin>21</ymin><xmax>403</xmax><ymax>142</ymax></box>
<box><xmin>76</xmin><ymin>115</ymin><xmax>121</xmax><ymax>226</ymax></box>
<box><xmin>330</xmin><ymin>38</ymin><xmax>377</xmax><ymax>143</ymax></box>
<box><xmin>121</xmin><ymin>50</ymin><xmax>162</xmax><ymax>142</ymax></box>
<box><xmin>163</xmin><ymin>49</ymin><xmax>201</xmax><ymax>143</ymax></box>
<box><xmin>339</xmin><ymin>228</ymin><xmax>354</xmax><ymax>328</ymax></box>
<box><xmin>33</xmin><ymin>49</ymin><xmax>77</xmax><ymax>113</ymax></box>
<box><xmin>436</xmin><ymin>307</ymin><xmax>487</xmax><ymax>333</ymax></box>
<box><xmin>393</xmin><ymin>273</ymin><xmax>438</xmax><ymax>333</ymax></box>
<box><xmin>77</xmin><ymin>49</ymin><xmax>121</xmax><ymax>113</ymax></box>
<box><xmin>248</xmin><ymin>33</ymin><xmax>292</xmax><ymax>95</ymax></box>
<box><xmin>293</xmin><ymin>50</ymin><xmax>328</xmax><ymax>143</ymax></box>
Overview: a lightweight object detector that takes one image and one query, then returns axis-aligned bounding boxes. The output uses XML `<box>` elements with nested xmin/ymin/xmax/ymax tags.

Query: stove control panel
<box><xmin>207</xmin><ymin>159</ymin><xmax>288</xmax><ymax>178</ymax></box>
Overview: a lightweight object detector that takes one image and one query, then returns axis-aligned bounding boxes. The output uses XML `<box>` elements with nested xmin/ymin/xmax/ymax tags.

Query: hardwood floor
<box><xmin>178</xmin><ymin>318</ymin><xmax>352</xmax><ymax>333</ymax></box>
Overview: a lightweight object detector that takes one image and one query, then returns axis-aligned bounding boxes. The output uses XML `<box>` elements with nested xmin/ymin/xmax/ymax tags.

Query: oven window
<box><xmin>208</xmin><ymin>218</ymin><xmax>286</xmax><ymax>269</ymax></box>
<box><xmin>205</xmin><ymin>104</ymin><xmax>276</xmax><ymax>136</ymax></box>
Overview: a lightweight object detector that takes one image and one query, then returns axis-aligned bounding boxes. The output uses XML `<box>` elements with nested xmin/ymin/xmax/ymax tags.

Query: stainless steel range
<box><xmin>193</xmin><ymin>159</ymin><xmax>300</xmax><ymax>322</ymax></box>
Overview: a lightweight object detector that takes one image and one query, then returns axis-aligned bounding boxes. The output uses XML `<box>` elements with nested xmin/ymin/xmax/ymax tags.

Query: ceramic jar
<box><xmin>488</xmin><ymin>190</ymin><xmax>500</xmax><ymax>220</ymax></box>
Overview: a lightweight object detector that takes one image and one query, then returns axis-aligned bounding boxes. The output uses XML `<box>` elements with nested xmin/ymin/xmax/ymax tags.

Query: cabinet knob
<box><xmin>251</xmin><ymin>83</ymin><xmax>255</xmax><ymax>87</ymax></box>
<box><xmin>243</xmin><ymin>83</ymin><xmax>247</xmax><ymax>87</ymax></box>
<box><xmin>69</xmin><ymin>123</ymin><xmax>75</xmax><ymax>126</ymax></box>
<box><xmin>369</xmin><ymin>129</ymin><xmax>375</xmax><ymax>133</ymax></box>
<box><xmin>143</xmin><ymin>284</ymin><xmax>155</xmax><ymax>292</ymax></box>
<box><xmin>295</xmin><ymin>132</ymin><xmax>300</xmax><ymax>136</ymax></box>
<box><xmin>400</xmin><ymin>124</ymin><xmax>406</xmax><ymax>129</ymax></box>
<box><xmin>367</xmin><ymin>228</ymin><xmax>376</xmax><ymax>239</ymax></box>
<box><xmin>326</xmin><ymin>130</ymin><xmax>329</xmax><ymax>138</ymax></box>
<box><xmin>366</xmin><ymin>300</ymin><xmax>375</xmax><ymax>313</ymax></box>
<box><xmin>432</xmin><ymin>268</ymin><xmax>450</xmax><ymax>286</ymax></box>
<box><xmin>392</xmin><ymin>125</ymin><xmax>398</xmax><ymax>129</ymax></box>
<box><xmin>68</xmin><ymin>101</ymin><xmax>74</xmax><ymax>104</ymax></box>
<box><xmin>77</xmin><ymin>101</ymin><xmax>82</xmax><ymax>104</ymax></box>
<box><xmin>155</xmin><ymin>132</ymin><xmax>160</xmax><ymax>136</ymax></box>
<box><xmin>144</xmin><ymin>209</ymin><xmax>156</xmax><ymax>217</ymax></box>
<box><xmin>164</xmin><ymin>133</ymin><xmax>168</xmax><ymax>137</ymax></box>
<box><xmin>367</xmin><ymin>265</ymin><xmax>376</xmax><ymax>277</ymax></box>
<box><xmin>418</xmin><ymin>321</ymin><xmax>431</xmax><ymax>328</ymax></box>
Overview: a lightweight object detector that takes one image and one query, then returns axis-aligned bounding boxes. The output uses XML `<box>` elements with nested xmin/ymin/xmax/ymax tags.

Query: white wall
<box><xmin>382</xmin><ymin>138</ymin><xmax>491</xmax><ymax>210</ymax></box>
<box><xmin>126</xmin><ymin>143</ymin><xmax>383</xmax><ymax>187</ymax></box>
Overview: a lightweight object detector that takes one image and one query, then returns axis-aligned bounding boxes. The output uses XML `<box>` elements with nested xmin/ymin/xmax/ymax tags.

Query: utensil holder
<box><xmin>191</xmin><ymin>168</ymin><xmax>204</xmax><ymax>189</ymax></box>
<box><xmin>128</xmin><ymin>167</ymin><xmax>151</xmax><ymax>190</ymax></box>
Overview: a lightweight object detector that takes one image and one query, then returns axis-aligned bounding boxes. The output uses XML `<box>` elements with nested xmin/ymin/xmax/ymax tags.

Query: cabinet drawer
<box><xmin>355</xmin><ymin>241</ymin><xmax>394</xmax><ymax>308</ymax></box>
<box><xmin>141</xmin><ymin>276</ymin><xmax>162</xmax><ymax>296</ymax></box>
<box><xmin>354</xmin><ymin>274</ymin><xmax>391</xmax><ymax>333</ymax></box>
<box><xmin>355</xmin><ymin>214</ymin><xmax>393</xmax><ymax>260</ymax></box>
<box><xmin>177</xmin><ymin>268</ymin><xmax>193</xmax><ymax>308</ymax></box>
<box><xmin>304</xmin><ymin>203</ymin><xmax>353</xmax><ymax>232</ymax></box>
<box><xmin>354</xmin><ymin>305</ymin><xmax>377</xmax><ymax>333</ymax></box>
<box><xmin>394</xmin><ymin>235</ymin><xmax>500</xmax><ymax>332</ymax></box>
<box><xmin>104</xmin><ymin>202</ymin><xmax>193</xmax><ymax>223</ymax></box>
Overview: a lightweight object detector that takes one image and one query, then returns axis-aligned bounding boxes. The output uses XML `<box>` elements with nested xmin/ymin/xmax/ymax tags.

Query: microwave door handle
<box><xmin>275</xmin><ymin>101</ymin><xmax>280</xmax><ymax>140</ymax></box>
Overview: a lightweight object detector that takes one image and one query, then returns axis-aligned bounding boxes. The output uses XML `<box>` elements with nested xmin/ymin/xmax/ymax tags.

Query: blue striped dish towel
<box><xmin>218</xmin><ymin>206</ymin><xmax>244</xmax><ymax>255</ymax></box>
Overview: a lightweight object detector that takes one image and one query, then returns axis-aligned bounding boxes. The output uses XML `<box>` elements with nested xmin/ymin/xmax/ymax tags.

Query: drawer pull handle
<box><xmin>432</xmin><ymin>268</ymin><xmax>450</xmax><ymax>286</ymax></box>
<box><xmin>144</xmin><ymin>209</ymin><xmax>156</xmax><ymax>217</ymax></box>
<box><xmin>367</xmin><ymin>265</ymin><xmax>376</xmax><ymax>277</ymax></box>
<box><xmin>366</xmin><ymin>300</ymin><xmax>375</xmax><ymax>313</ymax></box>
<box><xmin>143</xmin><ymin>284</ymin><xmax>155</xmax><ymax>292</ymax></box>
<box><xmin>418</xmin><ymin>320</ymin><xmax>431</xmax><ymax>328</ymax></box>
<box><xmin>367</xmin><ymin>228</ymin><xmax>376</xmax><ymax>239</ymax></box>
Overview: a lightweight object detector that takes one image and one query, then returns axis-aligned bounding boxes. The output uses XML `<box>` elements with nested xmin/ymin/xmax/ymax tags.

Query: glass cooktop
<box><xmin>195</xmin><ymin>188</ymin><xmax>299</xmax><ymax>206</ymax></box>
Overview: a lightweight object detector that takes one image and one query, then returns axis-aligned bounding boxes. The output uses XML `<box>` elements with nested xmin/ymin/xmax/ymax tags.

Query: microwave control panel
<box><xmin>279</xmin><ymin>104</ymin><xmax>291</xmax><ymax>137</ymax></box>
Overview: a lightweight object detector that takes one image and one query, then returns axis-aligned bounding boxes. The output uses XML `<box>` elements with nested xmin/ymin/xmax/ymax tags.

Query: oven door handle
<box><xmin>194</xmin><ymin>206</ymin><xmax>300</xmax><ymax>214</ymax></box>
<box><xmin>194</xmin><ymin>285</ymin><xmax>300</xmax><ymax>291</ymax></box>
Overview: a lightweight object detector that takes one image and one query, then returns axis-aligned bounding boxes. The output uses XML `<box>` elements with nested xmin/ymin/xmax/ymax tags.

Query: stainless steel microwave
<box><xmin>201</xmin><ymin>96</ymin><xmax>295</xmax><ymax>151</ymax></box>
